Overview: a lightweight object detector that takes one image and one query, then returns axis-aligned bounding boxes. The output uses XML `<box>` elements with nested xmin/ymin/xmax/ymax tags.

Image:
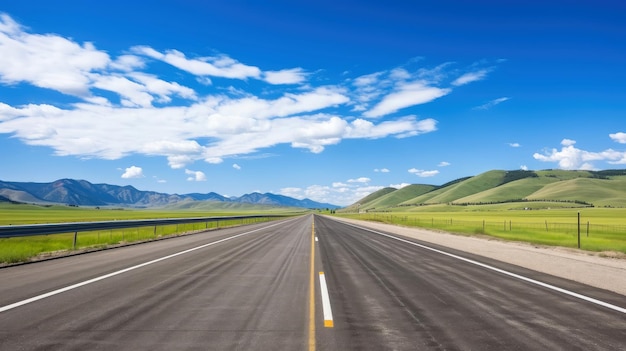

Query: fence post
<box><xmin>587</xmin><ymin>221</ymin><xmax>589</xmax><ymax>237</ymax></box>
<box><xmin>577</xmin><ymin>212</ymin><xmax>581</xmax><ymax>249</ymax></box>
<box><xmin>545</xmin><ymin>220</ymin><xmax>548</xmax><ymax>232</ymax></box>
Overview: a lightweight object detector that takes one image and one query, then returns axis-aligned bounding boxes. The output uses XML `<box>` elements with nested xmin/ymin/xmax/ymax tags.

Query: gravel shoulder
<box><xmin>330</xmin><ymin>216</ymin><xmax>626</xmax><ymax>296</ymax></box>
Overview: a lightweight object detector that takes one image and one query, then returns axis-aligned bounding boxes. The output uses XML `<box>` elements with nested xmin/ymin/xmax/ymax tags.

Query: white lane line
<box><xmin>0</xmin><ymin>220</ymin><xmax>291</xmax><ymax>314</ymax></box>
<box><xmin>315</xmin><ymin>236</ymin><xmax>319</xmax><ymax>242</ymax></box>
<box><xmin>319</xmin><ymin>272</ymin><xmax>334</xmax><ymax>327</ymax></box>
<box><xmin>341</xmin><ymin>221</ymin><xmax>626</xmax><ymax>314</ymax></box>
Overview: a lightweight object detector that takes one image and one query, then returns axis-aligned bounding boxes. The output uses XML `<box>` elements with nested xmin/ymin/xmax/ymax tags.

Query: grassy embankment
<box><xmin>335</xmin><ymin>204</ymin><xmax>626</xmax><ymax>254</ymax></box>
<box><xmin>0</xmin><ymin>203</ymin><xmax>300</xmax><ymax>264</ymax></box>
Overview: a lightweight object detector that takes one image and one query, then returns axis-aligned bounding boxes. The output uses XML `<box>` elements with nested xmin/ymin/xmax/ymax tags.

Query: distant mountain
<box><xmin>0</xmin><ymin>179</ymin><xmax>339</xmax><ymax>209</ymax></box>
<box><xmin>345</xmin><ymin>169</ymin><xmax>626</xmax><ymax>211</ymax></box>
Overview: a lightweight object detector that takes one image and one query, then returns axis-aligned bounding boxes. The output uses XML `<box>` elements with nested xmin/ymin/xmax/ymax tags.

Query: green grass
<box><xmin>0</xmin><ymin>202</ymin><xmax>302</xmax><ymax>225</ymax></box>
<box><xmin>0</xmin><ymin>203</ymin><xmax>299</xmax><ymax>264</ymax></box>
<box><xmin>335</xmin><ymin>207</ymin><xmax>626</xmax><ymax>254</ymax></box>
<box><xmin>0</xmin><ymin>218</ymin><xmax>267</xmax><ymax>264</ymax></box>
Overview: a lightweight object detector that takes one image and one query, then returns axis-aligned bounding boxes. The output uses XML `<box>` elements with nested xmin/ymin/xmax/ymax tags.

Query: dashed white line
<box><xmin>319</xmin><ymin>272</ymin><xmax>334</xmax><ymax>327</ymax></box>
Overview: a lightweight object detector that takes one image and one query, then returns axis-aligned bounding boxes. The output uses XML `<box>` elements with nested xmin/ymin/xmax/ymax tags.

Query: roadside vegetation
<box><xmin>334</xmin><ymin>206</ymin><xmax>626</xmax><ymax>254</ymax></box>
<box><xmin>0</xmin><ymin>203</ymin><xmax>302</xmax><ymax>264</ymax></box>
<box><xmin>332</xmin><ymin>170</ymin><xmax>626</xmax><ymax>255</ymax></box>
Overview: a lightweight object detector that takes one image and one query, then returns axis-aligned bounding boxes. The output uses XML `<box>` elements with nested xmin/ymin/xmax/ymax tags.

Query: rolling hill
<box><xmin>346</xmin><ymin>169</ymin><xmax>626</xmax><ymax>211</ymax></box>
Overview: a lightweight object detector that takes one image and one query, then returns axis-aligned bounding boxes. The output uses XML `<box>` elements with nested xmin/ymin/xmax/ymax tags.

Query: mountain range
<box><xmin>344</xmin><ymin>169</ymin><xmax>626</xmax><ymax>212</ymax></box>
<box><xmin>0</xmin><ymin>179</ymin><xmax>339</xmax><ymax>209</ymax></box>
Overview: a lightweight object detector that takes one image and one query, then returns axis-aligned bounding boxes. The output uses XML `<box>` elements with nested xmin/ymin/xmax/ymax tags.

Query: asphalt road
<box><xmin>0</xmin><ymin>214</ymin><xmax>624</xmax><ymax>350</ymax></box>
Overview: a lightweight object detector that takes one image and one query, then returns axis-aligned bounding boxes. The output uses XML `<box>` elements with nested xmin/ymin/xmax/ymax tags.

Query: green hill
<box><xmin>360</xmin><ymin>184</ymin><xmax>436</xmax><ymax>210</ymax></box>
<box><xmin>340</xmin><ymin>187</ymin><xmax>397</xmax><ymax>212</ymax></box>
<box><xmin>348</xmin><ymin>169</ymin><xmax>626</xmax><ymax>210</ymax></box>
<box><xmin>526</xmin><ymin>176</ymin><xmax>626</xmax><ymax>207</ymax></box>
<box><xmin>455</xmin><ymin>177</ymin><xmax>559</xmax><ymax>204</ymax></box>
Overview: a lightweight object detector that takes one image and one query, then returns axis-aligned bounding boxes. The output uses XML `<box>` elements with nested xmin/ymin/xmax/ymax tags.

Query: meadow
<box><xmin>0</xmin><ymin>203</ymin><xmax>296</xmax><ymax>264</ymax></box>
<box><xmin>335</xmin><ymin>205</ymin><xmax>626</xmax><ymax>254</ymax></box>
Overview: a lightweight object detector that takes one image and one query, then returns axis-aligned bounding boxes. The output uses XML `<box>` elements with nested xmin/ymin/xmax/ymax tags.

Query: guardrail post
<box><xmin>73</xmin><ymin>231</ymin><xmax>78</xmax><ymax>250</ymax></box>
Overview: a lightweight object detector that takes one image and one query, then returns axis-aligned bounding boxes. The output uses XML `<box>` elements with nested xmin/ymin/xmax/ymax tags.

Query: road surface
<box><xmin>0</xmin><ymin>215</ymin><xmax>624</xmax><ymax>350</ymax></box>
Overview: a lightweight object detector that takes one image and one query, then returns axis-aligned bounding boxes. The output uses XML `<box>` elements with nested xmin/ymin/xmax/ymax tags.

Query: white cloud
<box><xmin>0</xmin><ymin>14</ymin><xmax>110</xmax><ymax>96</ymax></box>
<box><xmin>374</xmin><ymin>168</ymin><xmax>390</xmax><ymax>173</ymax></box>
<box><xmin>533</xmin><ymin>139</ymin><xmax>626</xmax><ymax>169</ymax></box>
<box><xmin>348</xmin><ymin>177</ymin><xmax>371</xmax><ymax>183</ymax></box>
<box><xmin>263</xmin><ymin>68</ymin><xmax>307</xmax><ymax>84</ymax></box>
<box><xmin>185</xmin><ymin>169</ymin><xmax>207</xmax><ymax>181</ymax></box>
<box><xmin>508</xmin><ymin>142</ymin><xmax>521</xmax><ymax>148</ymax></box>
<box><xmin>390</xmin><ymin>183</ymin><xmax>411</xmax><ymax>189</ymax></box>
<box><xmin>279</xmin><ymin>187</ymin><xmax>304</xmax><ymax>199</ymax></box>
<box><xmin>0</xmin><ymin>14</ymin><xmax>500</xmax><ymax>178</ymax></box>
<box><xmin>232</xmin><ymin>163</ymin><xmax>241</xmax><ymax>170</ymax></box>
<box><xmin>408</xmin><ymin>168</ymin><xmax>439</xmax><ymax>177</ymax></box>
<box><xmin>474</xmin><ymin>97</ymin><xmax>509</xmax><ymax>110</ymax></box>
<box><xmin>438</xmin><ymin>161</ymin><xmax>450</xmax><ymax>167</ymax></box>
<box><xmin>520</xmin><ymin>165</ymin><xmax>528</xmax><ymax>171</ymax></box>
<box><xmin>121</xmin><ymin>166</ymin><xmax>144</xmax><ymax>179</ymax></box>
<box><xmin>561</xmin><ymin>138</ymin><xmax>576</xmax><ymax>146</ymax></box>
<box><xmin>452</xmin><ymin>69</ymin><xmax>489</xmax><ymax>86</ymax></box>
<box><xmin>364</xmin><ymin>82</ymin><xmax>450</xmax><ymax>118</ymax></box>
<box><xmin>133</xmin><ymin>46</ymin><xmax>261</xmax><ymax>80</ymax></box>
<box><xmin>610</xmin><ymin>132</ymin><xmax>626</xmax><ymax>144</ymax></box>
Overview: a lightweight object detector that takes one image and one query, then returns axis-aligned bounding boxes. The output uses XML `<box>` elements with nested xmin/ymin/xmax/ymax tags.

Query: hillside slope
<box><xmin>349</xmin><ymin>169</ymin><xmax>626</xmax><ymax>210</ymax></box>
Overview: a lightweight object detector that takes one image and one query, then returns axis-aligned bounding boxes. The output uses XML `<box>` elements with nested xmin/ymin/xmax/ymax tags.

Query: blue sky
<box><xmin>0</xmin><ymin>1</ymin><xmax>625</xmax><ymax>206</ymax></box>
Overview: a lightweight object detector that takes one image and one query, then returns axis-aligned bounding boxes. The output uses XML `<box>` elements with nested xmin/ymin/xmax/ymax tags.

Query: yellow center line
<box><xmin>308</xmin><ymin>218</ymin><xmax>316</xmax><ymax>351</ymax></box>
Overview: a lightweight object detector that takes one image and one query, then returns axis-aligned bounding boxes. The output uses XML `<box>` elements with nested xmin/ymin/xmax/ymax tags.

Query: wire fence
<box><xmin>348</xmin><ymin>213</ymin><xmax>626</xmax><ymax>253</ymax></box>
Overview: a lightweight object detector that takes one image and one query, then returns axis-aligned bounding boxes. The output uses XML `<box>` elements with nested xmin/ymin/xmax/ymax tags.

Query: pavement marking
<box><xmin>308</xmin><ymin>220</ymin><xmax>316</xmax><ymax>351</ymax></box>
<box><xmin>319</xmin><ymin>272</ymin><xmax>334</xmax><ymax>328</ymax></box>
<box><xmin>315</xmin><ymin>236</ymin><xmax>319</xmax><ymax>242</ymax></box>
<box><xmin>0</xmin><ymin>219</ymin><xmax>292</xmax><ymax>314</ymax></box>
<box><xmin>342</xmin><ymin>221</ymin><xmax>626</xmax><ymax>315</ymax></box>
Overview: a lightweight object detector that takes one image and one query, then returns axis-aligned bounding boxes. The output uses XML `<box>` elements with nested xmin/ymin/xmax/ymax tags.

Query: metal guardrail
<box><xmin>0</xmin><ymin>215</ymin><xmax>286</xmax><ymax>238</ymax></box>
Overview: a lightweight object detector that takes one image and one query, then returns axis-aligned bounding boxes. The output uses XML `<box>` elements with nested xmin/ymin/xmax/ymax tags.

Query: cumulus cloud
<box><xmin>0</xmin><ymin>13</ymin><xmax>109</xmax><ymax>96</ymax></box>
<box><xmin>0</xmin><ymin>14</ymin><xmax>499</xmax><ymax>175</ymax></box>
<box><xmin>348</xmin><ymin>177</ymin><xmax>370</xmax><ymax>183</ymax></box>
<box><xmin>610</xmin><ymin>132</ymin><xmax>626</xmax><ymax>144</ymax></box>
<box><xmin>374</xmin><ymin>168</ymin><xmax>390</xmax><ymax>173</ymax></box>
<box><xmin>438</xmin><ymin>161</ymin><xmax>450</xmax><ymax>167</ymax></box>
<box><xmin>390</xmin><ymin>183</ymin><xmax>411</xmax><ymax>189</ymax></box>
<box><xmin>232</xmin><ymin>163</ymin><xmax>241</xmax><ymax>170</ymax></box>
<box><xmin>508</xmin><ymin>142</ymin><xmax>521</xmax><ymax>148</ymax></box>
<box><xmin>520</xmin><ymin>165</ymin><xmax>528</xmax><ymax>171</ymax></box>
<box><xmin>408</xmin><ymin>168</ymin><xmax>439</xmax><ymax>177</ymax></box>
<box><xmin>121</xmin><ymin>166</ymin><xmax>144</xmax><ymax>179</ymax></box>
<box><xmin>533</xmin><ymin>139</ymin><xmax>626</xmax><ymax>169</ymax></box>
<box><xmin>185</xmin><ymin>169</ymin><xmax>207</xmax><ymax>181</ymax></box>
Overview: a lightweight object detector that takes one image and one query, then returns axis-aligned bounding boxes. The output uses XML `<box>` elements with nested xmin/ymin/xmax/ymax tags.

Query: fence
<box><xmin>0</xmin><ymin>215</ymin><xmax>286</xmax><ymax>257</ymax></box>
<box><xmin>349</xmin><ymin>213</ymin><xmax>626</xmax><ymax>252</ymax></box>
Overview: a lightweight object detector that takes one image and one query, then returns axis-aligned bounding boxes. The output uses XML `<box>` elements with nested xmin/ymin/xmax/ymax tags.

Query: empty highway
<box><xmin>0</xmin><ymin>215</ymin><xmax>624</xmax><ymax>350</ymax></box>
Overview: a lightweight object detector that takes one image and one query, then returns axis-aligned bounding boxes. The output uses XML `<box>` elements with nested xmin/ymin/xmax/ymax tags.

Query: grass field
<box><xmin>335</xmin><ymin>206</ymin><xmax>626</xmax><ymax>254</ymax></box>
<box><xmin>0</xmin><ymin>203</ymin><xmax>301</xmax><ymax>264</ymax></box>
<box><xmin>0</xmin><ymin>202</ymin><xmax>301</xmax><ymax>225</ymax></box>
